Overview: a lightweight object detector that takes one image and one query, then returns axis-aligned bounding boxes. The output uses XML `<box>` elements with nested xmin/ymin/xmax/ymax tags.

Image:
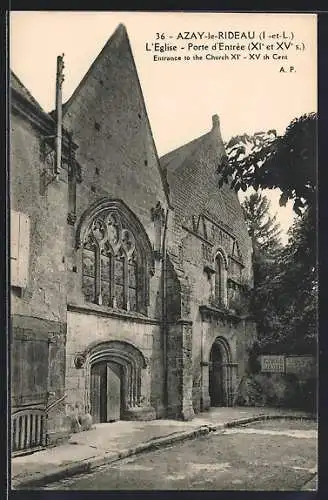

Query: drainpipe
<box><xmin>200</xmin><ymin>319</ymin><xmax>203</xmax><ymax>410</ymax></box>
<box><xmin>55</xmin><ymin>54</ymin><xmax>65</xmax><ymax>176</ymax></box>
<box><xmin>46</xmin><ymin>393</ymin><xmax>67</xmax><ymax>413</ymax></box>
<box><xmin>161</xmin><ymin>208</ymin><xmax>170</xmax><ymax>414</ymax></box>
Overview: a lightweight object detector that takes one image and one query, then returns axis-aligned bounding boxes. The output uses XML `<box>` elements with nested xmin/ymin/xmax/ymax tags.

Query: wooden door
<box><xmin>209</xmin><ymin>344</ymin><xmax>223</xmax><ymax>406</ymax></box>
<box><xmin>90</xmin><ymin>362</ymin><xmax>105</xmax><ymax>423</ymax></box>
<box><xmin>106</xmin><ymin>362</ymin><xmax>121</xmax><ymax>422</ymax></box>
<box><xmin>90</xmin><ymin>361</ymin><xmax>122</xmax><ymax>423</ymax></box>
<box><xmin>210</xmin><ymin>362</ymin><xmax>223</xmax><ymax>406</ymax></box>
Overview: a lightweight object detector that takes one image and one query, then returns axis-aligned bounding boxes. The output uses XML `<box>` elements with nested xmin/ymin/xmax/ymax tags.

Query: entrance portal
<box><xmin>90</xmin><ymin>361</ymin><xmax>122</xmax><ymax>423</ymax></box>
<box><xmin>86</xmin><ymin>340</ymin><xmax>148</xmax><ymax>422</ymax></box>
<box><xmin>208</xmin><ymin>337</ymin><xmax>233</xmax><ymax>407</ymax></box>
<box><xmin>209</xmin><ymin>343</ymin><xmax>224</xmax><ymax>406</ymax></box>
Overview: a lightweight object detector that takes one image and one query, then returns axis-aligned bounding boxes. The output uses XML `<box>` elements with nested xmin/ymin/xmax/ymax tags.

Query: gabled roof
<box><xmin>62</xmin><ymin>23</ymin><xmax>126</xmax><ymax>117</ymax></box>
<box><xmin>60</xmin><ymin>23</ymin><xmax>170</xmax><ymax>205</ymax></box>
<box><xmin>160</xmin><ymin>117</ymin><xmax>251</xmax><ymax>263</ymax></box>
<box><xmin>10</xmin><ymin>70</ymin><xmax>79</xmax><ymax>157</ymax></box>
<box><xmin>10</xmin><ymin>71</ymin><xmax>45</xmax><ymax>113</ymax></box>
<box><xmin>160</xmin><ymin>133</ymin><xmax>207</xmax><ymax>177</ymax></box>
<box><xmin>160</xmin><ymin>121</ymin><xmax>228</xmax><ymax>219</ymax></box>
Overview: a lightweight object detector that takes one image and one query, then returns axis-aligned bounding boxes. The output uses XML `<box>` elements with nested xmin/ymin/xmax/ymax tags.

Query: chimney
<box><xmin>212</xmin><ymin>114</ymin><xmax>220</xmax><ymax>129</ymax></box>
<box><xmin>55</xmin><ymin>54</ymin><xmax>65</xmax><ymax>175</ymax></box>
<box><xmin>211</xmin><ymin>114</ymin><xmax>225</xmax><ymax>157</ymax></box>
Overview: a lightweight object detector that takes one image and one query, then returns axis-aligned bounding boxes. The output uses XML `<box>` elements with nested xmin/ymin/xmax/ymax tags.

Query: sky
<box><xmin>10</xmin><ymin>11</ymin><xmax>317</xmax><ymax>242</ymax></box>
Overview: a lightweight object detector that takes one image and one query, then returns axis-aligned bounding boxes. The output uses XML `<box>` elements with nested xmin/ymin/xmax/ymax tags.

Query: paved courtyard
<box><xmin>41</xmin><ymin>418</ymin><xmax>317</xmax><ymax>491</ymax></box>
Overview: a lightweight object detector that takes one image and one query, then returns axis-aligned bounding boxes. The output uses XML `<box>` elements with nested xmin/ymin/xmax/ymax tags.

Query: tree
<box><xmin>241</xmin><ymin>192</ymin><xmax>282</xmax><ymax>264</ymax></box>
<box><xmin>247</xmin><ymin>205</ymin><xmax>317</xmax><ymax>355</ymax></box>
<box><xmin>226</xmin><ymin>113</ymin><xmax>318</xmax><ymax>355</ymax></box>
<box><xmin>272</xmin><ymin>206</ymin><xmax>318</xmax><ymax>354</ymax></box>
<box><xmin>219</xmin><ymin>112</ymin><xmax>317</xmax><ymax>215</ymax></box>
<box><xmin>241</xmin><ymin>193</ymin><xmax>285</xmax><ymax>351</ymax></box>
<box><xmin>241</xmin><ymin>192</ymin><xmax>283</xmax><ymax>345</ymax></box>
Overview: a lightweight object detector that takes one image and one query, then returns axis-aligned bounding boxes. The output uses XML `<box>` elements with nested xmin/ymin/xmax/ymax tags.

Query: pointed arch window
<box><xmin>214</xmin><ymin>250</ymin><xmax>228</xmax><ymax>308</ymax></box>
<box><xmin>81</xmin><ymin>207</ymin><xmax>151</xmax><ymax>314</ymax></box>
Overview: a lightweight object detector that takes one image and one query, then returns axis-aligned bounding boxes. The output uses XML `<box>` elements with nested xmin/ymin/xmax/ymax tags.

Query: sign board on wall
<box><xmin>260</xmin><ymin>355</ymin><xmax>285</xmax><ymax>373</ymax></box>
<box><xmin>285</xmin><ymin>356</ymin><xmax>316</xmax><ymax>378</ymax></box>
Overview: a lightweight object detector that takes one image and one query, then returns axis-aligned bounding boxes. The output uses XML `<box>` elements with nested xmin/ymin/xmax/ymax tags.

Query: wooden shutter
<box><xmin>11</xmin><ymin>336</ymin><xmax>49</xmax><ymax>406</ymax></box>
<box><xmin>11</xmin><ymin>211</ymin><xmax>20</xmax><ymax>286</ymax></box>
<box><xmin>11</xmin><ymin>210</ymin><xmax>30</xmax><ymax>288</ymax></box>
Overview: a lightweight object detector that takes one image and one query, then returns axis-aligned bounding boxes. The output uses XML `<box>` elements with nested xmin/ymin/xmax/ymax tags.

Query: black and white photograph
<box><xmin>9</xmin><ymin>11</ymin><xmax>318</xmax><ymax>491</ymax></box>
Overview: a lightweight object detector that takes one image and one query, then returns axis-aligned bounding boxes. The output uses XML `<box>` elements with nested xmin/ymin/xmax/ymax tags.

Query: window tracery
<box><xmin>81</xmin><ymin>209</ymin><xmax>145</xmax><ymax>314</ymax></box>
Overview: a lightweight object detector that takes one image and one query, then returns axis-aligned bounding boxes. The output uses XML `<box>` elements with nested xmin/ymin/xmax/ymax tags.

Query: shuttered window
<box><xmin>11</xmin><ymin>210</ymin><xmax>30</xmax><ymax>288</ymax></box>
<box><xmin>11</xmin><ymin>336</ymin><xmax>49</xmax><ymax>406</ymax></box>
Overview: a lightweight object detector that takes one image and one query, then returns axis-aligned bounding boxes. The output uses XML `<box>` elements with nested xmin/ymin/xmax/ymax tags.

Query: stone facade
<box><xmin>10</xmin><ymin>24</ymin><xmax>256</xmax><ymax>450</ymax></box>
<box><xmin>161</xmin><ymin>113</ymin><xmax>257</xmax><ymax>417</ymax></box>
<box><xmin>10</xmin><ymin>71</ymin><xmax>74</xmax><ymax>447</ymax></box>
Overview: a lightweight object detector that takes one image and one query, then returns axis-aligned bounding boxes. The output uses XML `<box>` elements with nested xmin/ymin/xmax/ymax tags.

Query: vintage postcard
<box><xmin>9</xmin><ymin>11</ymin><xmax>317</xmax><ymax>491</ymax></box>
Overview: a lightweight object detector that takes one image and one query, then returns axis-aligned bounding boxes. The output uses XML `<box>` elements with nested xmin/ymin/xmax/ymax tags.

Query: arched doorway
<box><xmin>208</xmin><ymin>337</ymin><xmax>233</xmax><ymax>406</ymax></box>
<box><xmin>85</xmin><ymin>340</ymin><xmax>148</xmax><ymax>423</ymax></box>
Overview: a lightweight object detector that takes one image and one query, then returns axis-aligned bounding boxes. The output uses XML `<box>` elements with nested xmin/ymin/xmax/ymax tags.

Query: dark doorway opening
<box><xmin>209</xmin><ymin>343</ymin><xmax>224</xmax><ymax>406</ymax></box>
<box><xmin>90</xmin><ymin>361</ymin><xmax>123</xmax><ymax>423</ymax></box>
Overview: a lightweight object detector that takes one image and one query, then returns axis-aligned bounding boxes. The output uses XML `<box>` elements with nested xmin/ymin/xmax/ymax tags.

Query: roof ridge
<box><xmin>62</xmin><ymin>23</ymin><xmax>127</xmax><ymax>117</ymax></box>
<box><xmin>10</xmin><ymin>70</ymin><xmax>45</xmax><ymax>112</ymax></box>
<box><xmin>59</xmin><ymin>23</ymin><xmax>171</xmax><ymax>206</ymax></box>
<box><xmin>160</xmin><ymin>131</ymin><xmax>209</xmax><ymax>163</ymax></box>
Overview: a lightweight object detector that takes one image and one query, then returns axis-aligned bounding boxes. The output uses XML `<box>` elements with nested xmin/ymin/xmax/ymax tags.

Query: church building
<box><xmin>10</xmin><ymin>24</ymin><xmax>256</xmax><ymax>454</ymax></box>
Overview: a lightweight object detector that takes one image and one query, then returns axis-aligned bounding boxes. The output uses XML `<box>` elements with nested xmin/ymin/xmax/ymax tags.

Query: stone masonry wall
<box><xmin>180</xmin><ymin>227</ymin><xmax>255</xmax><ymax>413</ymax></box>
<box><xmin>166</xmin><ymin>320</ymin><xmax>194</xmax><ymax>420</ymax></box>
<box><xmin>61</xmin><ymin>26</ymin><xmax>169</xmax><ymax>418</ymax></box>
<box><xmin>10</xmin><ymin>109</ymin><xmax>69</xmax><ymax>440</ymax></box>
<box><xmin>66</xmin><ymin>310</ymin><xmax>163</xmax><ymax>416</ymax></box>
<box><xmin>10</xmin><ymin>112</ymin><xmax>68</xmax><ymax>325</ymax></box>
<box><xmin>164</xmin><ymin>118</ymin><xmax>255</xmax><ymax>414</ymax></box>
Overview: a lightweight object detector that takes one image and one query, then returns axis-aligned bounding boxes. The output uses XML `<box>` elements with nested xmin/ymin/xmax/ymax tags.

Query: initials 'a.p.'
<box><xmin>279</xmin><ymin>65</ymin><xmax>296</xmax><ymax>73</ymax></box>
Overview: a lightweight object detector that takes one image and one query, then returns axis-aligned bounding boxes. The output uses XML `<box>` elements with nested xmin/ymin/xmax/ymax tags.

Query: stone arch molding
<box><xmin>81</xmin><ymin>340</ymin><xmax>150</xmax><ymax>414</ymax></box>
<box><xmin>208</xmin><ymin>337</ymin><xmax>232</xmax><ymax>364</ymax></box>
<box><xmin>75</xmin><ymin>197</ymin><xmax>155</xmax><ymax>276</ymax></box>
<box><xmin>213</xmin><ymin>246</ymin><xmax>229</xmax><ymax>270</ymax></box>
<box><xmin>208</xmin><ymin>336</ymin><xmax>232</xmax><ymax>363</ymax></box>
<box><xmin>79</xmin><ymin>339</ymin><xmax>148</xmax><ymax>368</ymax></box>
